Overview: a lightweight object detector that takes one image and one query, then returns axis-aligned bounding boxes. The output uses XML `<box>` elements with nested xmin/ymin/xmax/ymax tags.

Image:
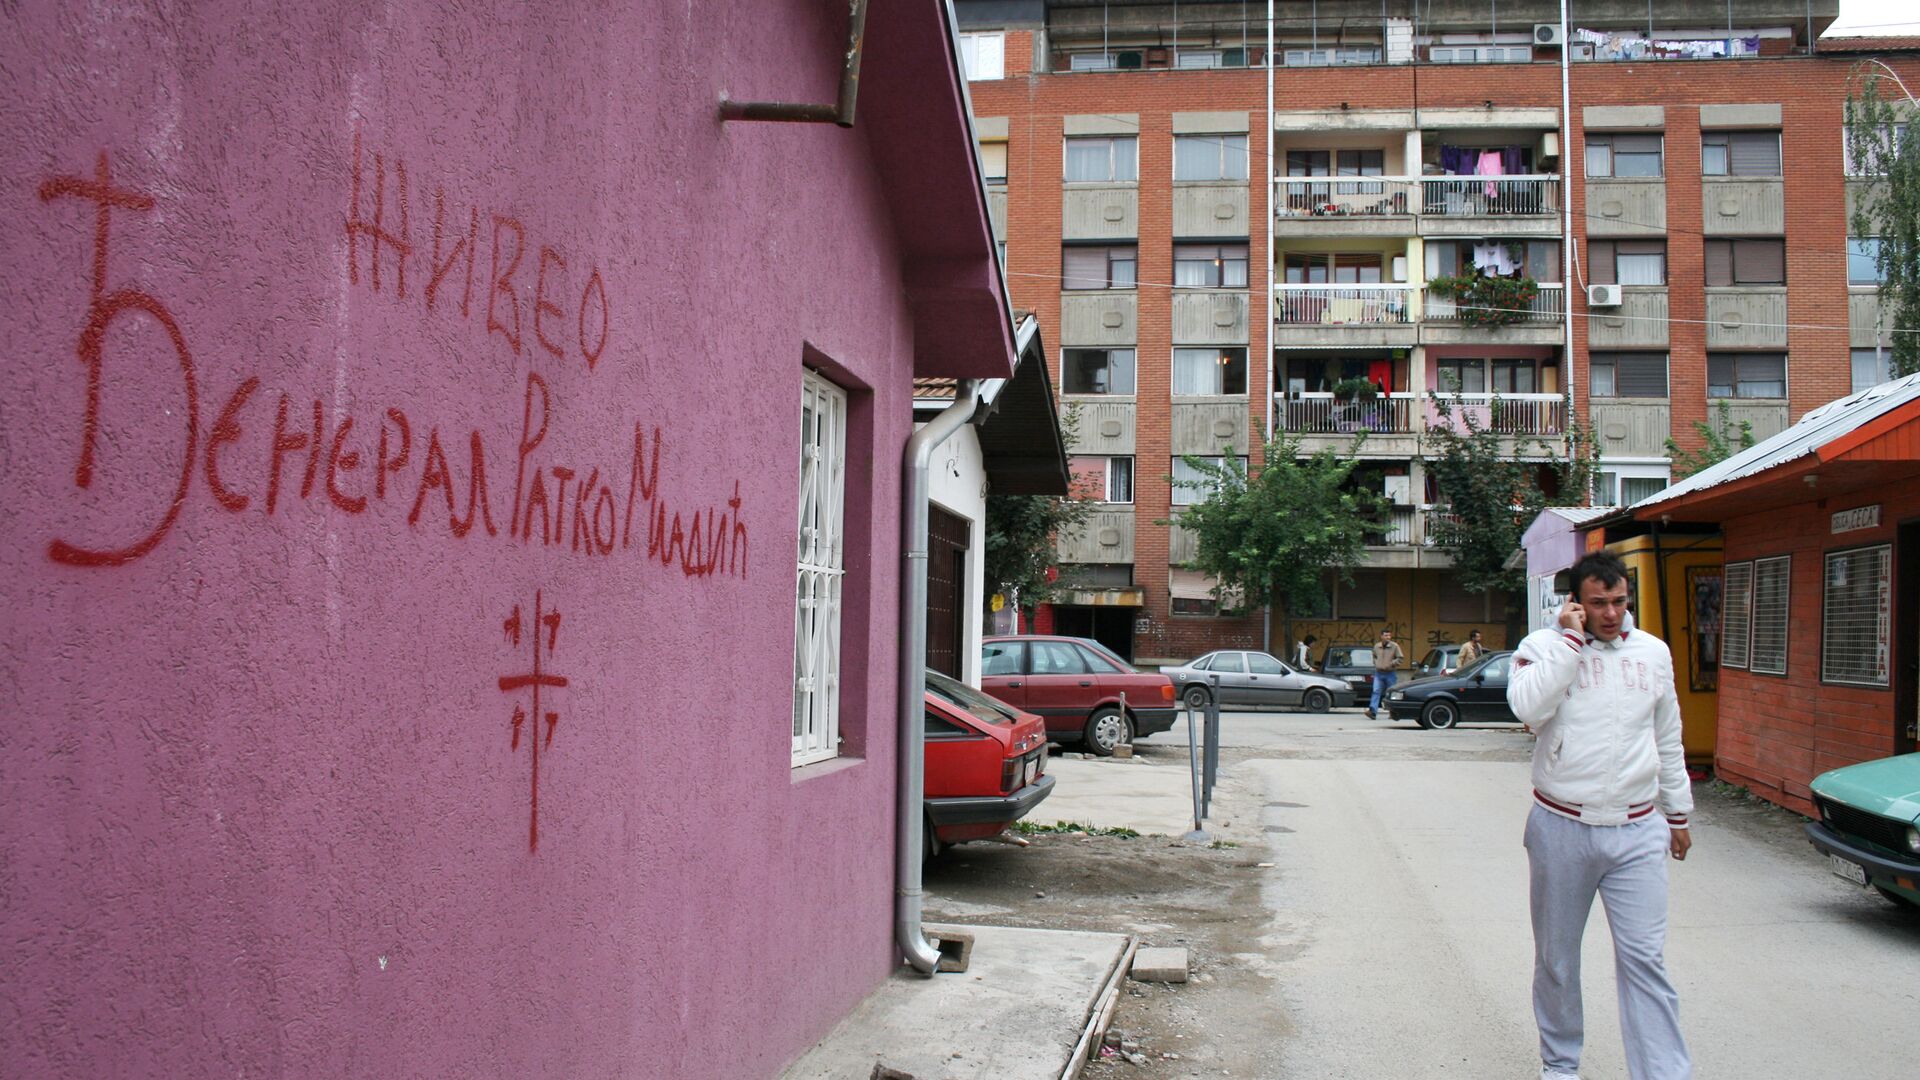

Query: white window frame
<box><xmin>1822</xmin><ymin>545</ymin><xmax>1892</xmax><ymax>688</ymax></box>
<box><xmin>1722</xmin><ymin>561</ymin><xmax>1753</xmax><ymax>670</ymax></box>
<box><xmin>959</xmin><ymin>32</ymin><xmax>1005</xmax><ymax>81</ymax></box>
<box><xmin>1071</xmin><ymin>455</ymin><xmax>1135</xmax><ymax>504</ymax></box>
<box><xmin>794</xmin><ymin>370</ymin><xmax>848</xmax><ymax>767</ymax></box>
<box><xmin>1173</xmin><ymin>134</ymin><xmax>1250</xmax><ymax>182</ymax></box>
<box><xmin>1170</xmin><ymin>455</ymin><xmax>1247</xmax><ymax>506</ymax></box>
<box><xmin>1063</xmin><ymin>135</ymin><xmax>1139</xmax><ymax>183</ymax></box>
<box><xmin>1750</xmin><ymin>555</ymin><xmax>1791</xmax><ymax>676</ymax></box>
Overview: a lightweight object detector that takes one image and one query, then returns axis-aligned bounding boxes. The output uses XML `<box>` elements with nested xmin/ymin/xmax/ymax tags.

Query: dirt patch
<box><xmin>924</xmin><ymin>830</ymin><xmax>1286</xmax><ymax>1078</ymax></box>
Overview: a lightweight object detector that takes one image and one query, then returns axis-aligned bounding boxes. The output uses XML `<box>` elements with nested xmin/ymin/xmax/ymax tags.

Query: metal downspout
<box><xmin>719</xmin><ymin>0</ymin><xmax>869</xmax><ymax>126</ymax></box>
<box><xmin>1560</xmin><ymin>0</ymin><xmax>1576</xmax><ymax>460</ymax></box>
<box><xmin>897</xmin><ymin>379</ymin><xmax>980</xmax><ymax>974</ymax></box>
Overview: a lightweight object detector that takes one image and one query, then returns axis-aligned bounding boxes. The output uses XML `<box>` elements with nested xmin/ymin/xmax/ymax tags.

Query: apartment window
<box><xmin>1722</xmin><ymin>561</ymin><xmax>1753</xmax><ymax>669</ymax></box>
<box><xmin>1844</xmin><ymin>122</ymin><xmax>1909</xmax><ymax>176</ymax></box>
<box><xmin>1597</xmin><ymin>469</ymin><xmax>1670</xmax><ymax>506</ymax></box>
<box><xmin>958</xmin><ymin>32</ymin><xmax>1005</xmax><ymax>81</ymax></box>
<box><xmin>1585</xmin><ymin>133</ymin><xmax>1664</xmax><ymax>178</ymax></box>
<box><xmin>1172</xmin><ymin>347</ymin><xmax>1248</xmax><ymax>396</ymax></box>
<box><xmin>1174</xmin><ymin>134</ymin><xmax>1249</xmax><ymax>182</ymax></box>
<box><xmin>1063</xmin><ymin>348</ymin><xmax>1137</xmax><ymax>394</ymax></box>
<box><xmin>1062</xmin><ymin>245</ymin><xmax>1137</xmax><ymax>290</ymax></box>
<box><xmin>1704</xmin><ymin>239</ymin><xmax>1786</xmax><ymax>286</ymax></box>
<box><xmin>979</xmin><ymin>140</ymin><xmax>1007</xmax><ymax>182</ymax></box>
<box><xmin>794</xmin><ymin>370</ymin><xmax>848</xmax><ymax>766</ymax></box>
<box><xmin>1492</xmin><ymin>359</ymin><xmax>1538</xmax><ymax>394</ymax></box>
<box><xmin>1064</xmin><ymin>136</ymin><xmax>1139</xmax><ymax>182</ymax></box>
<box><xmin>1427</xmin><ymin>240</ymin><xmax>1561</xmax><ymax>282</ymax></box>
<box><xmin>1059</xmin><ymin>563</ymin><xmax>1133</xmax><ymax>588</ymax></box>
<box><xmin>1285</xmin><ymin>46</ymin><xmax>1383</xmax><ymax>66</ymax></box>
<box><xmin>1852</xmin><ymin>348</ymin><xmax>1893</xmax><ymax>393</ymax></box>
<box><xmin>1707</xmin><ymin>353</ymin><xmax>1787</xmax><ymax>399</ymax></box>
<box><xmin>1589</xmin><ymin>240</ymin><xmax>1667</xmax><ymax>286</ymax></box>
<box><xmin>1590</xmin><ymin>352</ymin><xmax>1669</xmax><ymax>398</ymax></box>
<box><xmin>1849</xmin><ymin>238</ymin><xmax>1885</xmax><ymax>285</ymax></box>
<box><xmin>1824</xmin><ymin>545</ymin><xmax>1892</xmax><ymax>687</ymax></box>
<box><xmin>1436</xmin><ymin>358</ymin><xmax>1486</xmax><ymax>393</ymax></box>
<box><xmin>1173</xmin><ymin>243</ymin><xmax>1250</xmax><ymax>288</ymax></box>
<box><xmin>1170</xmin><ymin>455</ymin><xmax>1248</xmax><ymax>506</ymax></box>
<box><xmin>1070</xmin><ymin>455</ymin><xmax>1135</xmax><ymax>504</ymax></box>
<box><xmin>1170</xmin><ymin>568</ymin><xmax>1233</xmax><ymax>617</ymax></box>
<box><xmin>1702</xmin><ymin>131</ymin><xmax>1781</xmax><ymax>176</ymax></box>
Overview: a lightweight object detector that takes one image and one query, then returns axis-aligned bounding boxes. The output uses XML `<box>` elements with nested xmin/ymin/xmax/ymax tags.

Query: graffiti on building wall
<box><xmin>500</xmin><ymin>591</ymin><xmax>569</xmax><ymax>852</ymax></box>
<box><xmin>34</xmin><ymin>145</ymin><xmax>756</xmax><ymax>850</ymax></box>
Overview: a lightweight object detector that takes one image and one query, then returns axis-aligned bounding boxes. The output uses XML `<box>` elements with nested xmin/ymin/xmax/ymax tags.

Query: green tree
<box><xmin>1164</xmin><ymin>429</ymin><xmax>1384</xmax><ymax>618</ymax></box>
<box><xmin>1422</xmin><ymin>396</ymin><xmax>1596</xmax><ymax>603</ymax></box>
<box><xmin>1664</xmin><ymin>400</ymin><xmax>1756</xmax><ymax>478</ymax></box>
<box><xmin>982</xmin><ymin>490</ymin><xmax>1098</xmax><ymax>613</ymax></box>
<box><xmin>1846</xmin><ymin>73</ymin><xmax>1920</xmax><ymax>377</ymax></box>
<box><xmin>981</xmin><ymin>405</ymin><xmax>1100</xmax><ymax>614</ymax></box>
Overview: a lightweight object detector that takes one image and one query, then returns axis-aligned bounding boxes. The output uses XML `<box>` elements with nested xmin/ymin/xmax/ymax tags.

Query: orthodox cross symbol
<box><xmin>499</xmin><ymin>590</ymin><xmax>568</xmax><ymax>851</ymax></box>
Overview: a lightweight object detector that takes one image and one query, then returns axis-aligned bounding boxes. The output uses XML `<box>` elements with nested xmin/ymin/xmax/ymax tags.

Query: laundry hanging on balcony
<box><xmin>1471</xmin><ymin>242</ymin><xmax>1517</xmax><ymax>276</ymax></box>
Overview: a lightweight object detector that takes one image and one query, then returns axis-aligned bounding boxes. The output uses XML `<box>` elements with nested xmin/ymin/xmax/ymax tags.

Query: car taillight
<box><xmin>1160</xmin><ymin>683</ymin><xmax>1175</xmax><ymax>701</ymax></box>
<box><xmin>1002</xmin><ymin>756</ymin><xmax>1019</xmax><ymax>793</ymax></box>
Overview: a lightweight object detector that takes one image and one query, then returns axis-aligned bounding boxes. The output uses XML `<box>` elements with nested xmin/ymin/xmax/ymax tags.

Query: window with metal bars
<box><xmin>1823</xmin><ymin>545</ymin><xmax>1891</xmax><ymax>687</ymax></box>
<box><xmin>1750</xmin><ymin>555</ymin><xmax>1791</xmax><ymax>676</ymax></box>
<box><xmin>1722</xmin><ymin>561</ymin><xmax>1753</xmax><ymax>669</ymax></box>
<box><xmin>793</xmin><ymin>370</ymin><xmax>848</xmax><ymax>766</ymax></box>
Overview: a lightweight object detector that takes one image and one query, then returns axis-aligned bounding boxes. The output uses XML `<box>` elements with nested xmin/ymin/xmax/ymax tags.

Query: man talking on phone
<box><xmin>1508</xmin><ymin>552</ymin><xmax>1693</xmax><ymax>1080</ymax></box>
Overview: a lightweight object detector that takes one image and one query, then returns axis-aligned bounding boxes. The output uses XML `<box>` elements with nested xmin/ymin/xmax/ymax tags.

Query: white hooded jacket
<box><xmin>1507</xmin><ymin>611</ymin><xmax>1692</xmax><ymax>827</ymax></box>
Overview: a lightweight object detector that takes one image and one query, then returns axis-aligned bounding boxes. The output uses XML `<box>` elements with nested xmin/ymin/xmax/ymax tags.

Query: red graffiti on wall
<box><xmin>37</xmin><ymin>153</ymin><xmax>201</xmax><ymax>567</ymax></box>
<box><xmin>499</xmin><ymin>591</ymin><xmax>570</xmax><ymax>852</ymax></box>
<box><xmin>35</xmin><ymin>153</ymin><xmax>750</xmax><ymax>582</ymax></box>
<box><xmin>347</xmin><ymin>129</ymin><xmax>612</xmax><ymax>372</ymax></box>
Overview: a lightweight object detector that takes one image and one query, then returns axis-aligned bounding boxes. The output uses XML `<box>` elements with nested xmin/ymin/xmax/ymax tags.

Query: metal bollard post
<box><xmin>1202</xmin><ymin>673</ymin><xmax>1222</xmax><ymax>818</ymax></box>
<box><xmin>1182</xmin><ymin>691</ymin><xmax>1208</xmax><ymax>842</ymax></box>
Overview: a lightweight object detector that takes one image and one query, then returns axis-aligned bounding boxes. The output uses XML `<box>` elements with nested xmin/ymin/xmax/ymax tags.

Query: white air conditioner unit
<box><xmin>1569</xmin><ymin>42</ymin><xmax>1595</xmax><ymax>60</ymax></box>
<box><xmin>1534</xmin><ymin>23</ymin><xmax>1565</xmax><ymax>46</ymax></box>
<box><xmin>1588</xmin><ymin>284</ymin><xmax>1623</xmax><ymax>307</ymax></box>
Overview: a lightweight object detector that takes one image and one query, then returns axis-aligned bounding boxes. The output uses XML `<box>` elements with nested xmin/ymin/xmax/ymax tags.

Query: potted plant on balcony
<box><xmin>1426</xmin><ymin>272</ymin><xmax>1539</xmax><ymax>328</ymax></box>
<box><xmin>1331</xmin><ymin>377</ymin><xmax>1384</xmax><ymax>432</ymax></box>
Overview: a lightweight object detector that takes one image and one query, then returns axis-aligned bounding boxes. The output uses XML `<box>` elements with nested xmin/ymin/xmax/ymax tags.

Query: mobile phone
<box><xmin>1552</xmin><ymin>569</ymin><xmax>1574</xmax><ymax>596</ymax></box>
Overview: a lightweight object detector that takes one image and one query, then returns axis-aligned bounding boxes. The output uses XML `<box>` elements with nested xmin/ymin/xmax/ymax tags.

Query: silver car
<box><xmin>1162</xmin><ymin>650</ymin><xmax>1356</xmax><ymax>713</ymax></box>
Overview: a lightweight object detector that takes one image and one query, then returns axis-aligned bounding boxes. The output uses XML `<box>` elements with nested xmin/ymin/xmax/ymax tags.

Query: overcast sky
<box><xmin>1827</xmin><ymin>0</ymin><xmax>1920</xmax><ymax>37</ymax></box>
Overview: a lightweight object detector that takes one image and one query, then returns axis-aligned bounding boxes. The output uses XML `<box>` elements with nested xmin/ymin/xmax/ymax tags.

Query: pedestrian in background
<box><xmin>1364</xmin><ymin>629</ymin><xmax>1404</xmax><ymax>719</ymax></box>
<box><xmin>1457</xmin><ymin>629</ymin><xmax>1484</xmax><ymax>668</ymax></box>
<box><xmin>1294</xmin><ymin>633</ymin><xmax>1317</xmax><ymax>670</ymax></box>
<box><xmin>1509</xmin><ymin>551</ymin><xmax>1693</xmax><ymax>1080</ymax></box>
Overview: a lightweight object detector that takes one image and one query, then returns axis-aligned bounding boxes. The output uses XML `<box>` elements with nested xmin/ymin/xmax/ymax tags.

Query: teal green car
<box><xmin>1805</xmin><ymin>753</ymin><xmax>1920</xmax><ymax>912</ymax></box>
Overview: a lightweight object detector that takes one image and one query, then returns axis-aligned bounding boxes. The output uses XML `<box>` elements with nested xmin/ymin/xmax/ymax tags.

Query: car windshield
<box><xmin>1453</xmin><ymin>652</ymin><xmax>1500</xmax><ymax>678</ymax></box>
<box><xmin>925</xmin><ymin>670</ymin><xmax>1015</xmax><ymax>725</ymax></box>
<box><xmin>1328</xmin><ymin>647</ymin><xmax>1372</xmax><ymax>666</ymax></box>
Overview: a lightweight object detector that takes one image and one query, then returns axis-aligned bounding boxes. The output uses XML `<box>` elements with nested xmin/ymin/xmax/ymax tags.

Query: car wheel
<box><xmin>1183</xmin><ymin>685</ymin><xmax>1212</xmax><ymax>710</ymax></box>
<box><xmin>1303</xmin><ymin>688</ymin><xmax>1332</xmax><ymax>713</ymax></box>
<box><xmin>1083</xmin><ymin>707</ymin><xmax>1132</xmax><ymax>756</ymax></box>
<box><xmin>1875</xmin><ymin>885</ymin><xmax>1920</xmax><ymax>912</ymax></box>
<box><xmin>1421</xmin><ymin>699</ymin><xmax>1459</xmax><ymax>730</ymax></box>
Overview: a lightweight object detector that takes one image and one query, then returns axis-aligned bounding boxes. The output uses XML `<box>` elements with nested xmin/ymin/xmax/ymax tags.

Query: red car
<box><xmin>923</xmin><ymin>670</ymin><xmax>1054</xmax><ymax>855</ymax></box>
<box><xmin>979</xmin><ymin>635</ymin><xmax>1178</xmax><ymax>756</ymax></box>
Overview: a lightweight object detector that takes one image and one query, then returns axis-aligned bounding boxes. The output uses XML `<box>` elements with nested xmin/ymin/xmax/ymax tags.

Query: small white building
<box><xmin>914</xmin><ymin>314</ymin><xmax>1069</xmax><ymax>683</ymax></box>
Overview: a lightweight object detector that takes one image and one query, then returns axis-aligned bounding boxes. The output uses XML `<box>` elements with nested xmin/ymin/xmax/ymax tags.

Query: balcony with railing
<box><xmin>1273</xmin><ymin>176</ymin><xmax>1417</xmax><ymax>236</ymax></box>
<box><xmin>1425</xmin><ymin>393</ymin><xmax>1569</xmax><ymax>438</ymax></box>
<box><xmin>1422</xmin><ymin>281</ymin><xmax>1565</xmax><ymax>345</ymax></box>
<box><xmin>1271</xmin><ymin>283</ymin><xmax>1419</xmax><ymax>347</ymax></box>
<box><xmin>1279</xmin><ymin>392</ymin><xmax>1417</xmax><ymax>435</ymax></box>
<box><xmin>1419</xmin><ymin>175</ymin><xmax>1560</xmax><ymax>220</ymax></box>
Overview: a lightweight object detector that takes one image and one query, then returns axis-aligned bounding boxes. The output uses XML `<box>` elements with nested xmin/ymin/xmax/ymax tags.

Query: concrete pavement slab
<box><xmin>780</xmin><ymin>924</ymin><xmax>1130</xmax><ymax>1080</ymax></box>
<box><xmin>1031</xmin><ymin>748</ymin><xmax>1259</xmax><ymax>841</ymax></box>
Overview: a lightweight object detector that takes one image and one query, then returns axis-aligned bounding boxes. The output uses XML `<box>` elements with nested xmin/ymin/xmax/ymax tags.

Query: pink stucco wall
<box><xmin>0</xmin><ymin>3</ymin><xmax>985</xmax><ymax>1076</ymax></box>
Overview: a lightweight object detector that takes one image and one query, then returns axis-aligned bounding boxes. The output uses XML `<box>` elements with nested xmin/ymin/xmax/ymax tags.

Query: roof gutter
<box><xmin>719</xmin><ymin>0</ymin><xmax>868</xmax><ymax>126</ymax></box>
<box><xmin>897</xmin><ymin>378</ymin><xmax>979</xmax><ymax>974</ymax></box>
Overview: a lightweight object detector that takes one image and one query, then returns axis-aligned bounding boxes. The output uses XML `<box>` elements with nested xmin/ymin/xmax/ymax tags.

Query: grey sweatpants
<box><xmin>1524</xmin><ymin>804</ymin><xmax>1692</xmax><ymax>1080</ymax></box>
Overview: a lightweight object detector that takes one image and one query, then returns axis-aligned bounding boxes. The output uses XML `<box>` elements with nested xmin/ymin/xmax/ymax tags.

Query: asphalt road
<box><xmin>1196</xmin><ymin>708</ymin><xmax>1920</xmax><ymax>1079</ymax></box>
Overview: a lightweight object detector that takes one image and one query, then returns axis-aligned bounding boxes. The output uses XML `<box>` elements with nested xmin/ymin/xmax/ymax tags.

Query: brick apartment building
<box><xmin>958</xmin><ymin>0</ymin><xmax>1919</xmax><ymax>667</ymax></box>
